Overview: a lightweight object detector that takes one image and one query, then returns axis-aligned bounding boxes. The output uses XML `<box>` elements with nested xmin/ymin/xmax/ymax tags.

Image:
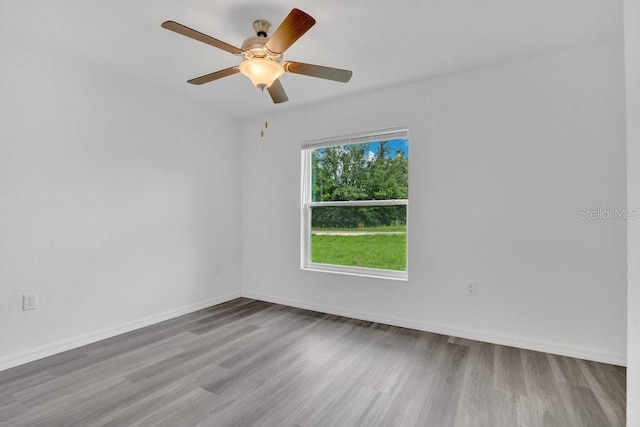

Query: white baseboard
<box><xmin>0</xmin><ymin>292</ymin><xmax>241</xmax><ymax>372</ymax></box>
<box><xmin>241</xmin><ymin>291</ymin><xmax>627</xmax><ymax>367</ymax></box>
<box><xmin>2</xmin><ymin>289</ymin><xmax>625</xmax><ymax>371</ymax></box>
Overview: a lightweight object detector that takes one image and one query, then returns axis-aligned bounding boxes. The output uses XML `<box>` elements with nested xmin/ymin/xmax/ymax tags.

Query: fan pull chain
<box><xmin>260</xmin><ymin>88</ymin><xmax>265</xmax><ymax>138</ymax></box>
<box><xmin>260</xmin><ymin>87</ymin><xmax>269</xmax><ymax>138</ymax></box>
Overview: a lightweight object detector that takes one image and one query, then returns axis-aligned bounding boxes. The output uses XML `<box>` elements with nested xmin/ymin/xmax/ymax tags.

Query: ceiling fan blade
<box><xmin>265</xmin><ymin>9</ymin><xmax>316</xmax><ymax>55</ymax></box>
<box><xmin>187</xmin><ymin>67</ymin><xmax>239</xmax><ymax>85</ymax></box>
<box><xmin>283</xmin><ymin>61</ymin><xmax>353</xmax><ymax>83</ymax></box>
<box><xmin>267</xmin><ymin>79</ymin><xmax>289</xmax><ymax>103</ymax></box>
<box><xmin>161</xmin><ymin>21</ymin><xmax>243</xmax><ymax>55</ymax></box>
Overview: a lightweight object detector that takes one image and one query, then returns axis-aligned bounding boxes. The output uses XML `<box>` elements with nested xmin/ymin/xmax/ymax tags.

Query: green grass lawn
<box><xmin>311</xmin><ymin>233</ymin><xmax>406</xmax><ymax>271</ymax></box>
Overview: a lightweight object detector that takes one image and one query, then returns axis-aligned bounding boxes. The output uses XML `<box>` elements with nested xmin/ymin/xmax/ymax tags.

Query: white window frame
<box><xmin>300</xmin><ymin>128</ymin><xmax>409</xmax><ymax>280</ymax></box>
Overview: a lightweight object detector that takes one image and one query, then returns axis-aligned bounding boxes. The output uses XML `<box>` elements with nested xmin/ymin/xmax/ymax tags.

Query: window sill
<box><xmin>302</xmin><ymin>263</ymin><xmax>408</xmax><ymax>281</ymax></box>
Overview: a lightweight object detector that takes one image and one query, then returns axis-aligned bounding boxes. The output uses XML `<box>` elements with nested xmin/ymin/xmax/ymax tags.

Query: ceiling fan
<box><xmin>161</xmin><ymin>8</ymin><xmax>353</xmax><ymax>104</ymax></box>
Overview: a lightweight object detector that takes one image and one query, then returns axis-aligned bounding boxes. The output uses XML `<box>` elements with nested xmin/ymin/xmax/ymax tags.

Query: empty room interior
<box><xmin>1</xmin><ymin>0</ymin><xmax>638</xmax><ymax>426</ymax></box>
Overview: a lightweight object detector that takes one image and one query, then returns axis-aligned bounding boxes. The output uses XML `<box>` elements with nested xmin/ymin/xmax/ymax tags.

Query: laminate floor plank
<box><xmin>0</xmin><ymin>347</ymin><xmax>86</xmax><ymax>385</ymax></box>
<box><xmin>494</xmin><ymin>345</ymin><xmax>528</xmax><ymax>396</ymax></box>
<box><xmin>0</xmin><ymin>298</ymin><xmax>626</xmax><ymax>426</ymax></box>
<box><xmin>522</xmin><ymin>349</ymin><xmax>573</xmax><ymax>426</ymax></box>
<box><xmin>214</xmin><ymin>316</ymin><xmax>318</xmax><ymax>370</ymax></box>
<box><xmin>548</xmin><ymin>353</ymin><xmax>591</xmax><ymax>388</ymax></box>
<box><xmin>492</xmin><ymin>389</ymin><xmax>532</xmax><ymax>427</ymax></box>
<box><xmin>454</xmin><ymin>341</ymin><xmax>497</xmax><ymax>427</ymax></box>
<box><xmin>371</xmin><ymin>334</ymin><xmax>447</xmax><ymax>426</ymax></box>
<box><xmin>300</xmin><ymin>378</ymin><xmax>382</xmax><ymax>427</ymax></box>
<box><xmin>77</xmin><ymin>298</ymin><xmax>255</xmax><ymax>359</ymax></box>
<box><xmin>356</xmin><ymin>327</ymin><xmax>423</xmax><ymax>395</ymax></box>
<box><xmin>47</xmin><ymin>330</ymin><xmax>197</xmax><ymax>379</ymax></box>
<box><xmin>415</xmin><ymin>343</ymin><xmax>470</xmax><ymax>426</ymax></box>
<box><xmin>189</xmin><ymin>300</ymin><xmax>275</xmax><ymax>334</ymax></box>
<box><xmin>210</xmin><ymin>317</ymin><xmax>394</xmax><ymax>426</ymax></box>
<box><xmin>13</xmin><ymin>340</ymin><xmax>186</xmax><ymax>408</ymax></box>
<box><xmin>202</xmin><ymin>315</ymin><xmax>344</xmax><ymax>400</ymax></box>
<box><xmin>199</xmin><ymin>339</ymin><xmax>328</xmax><ymax>426</ymax></box>
<box><xmin>557</xmin><ymin>383</ymin><xmax>610</xmax><ymax>427</ymax></box>
<box><xmin>0</xmin><ymin>370</ymin><xmax>54</xmax><ymax>402</ymax></box>
<box><xmin>374</xmin><ymin>334</ymin><xmax>461</xmax><ymax>426</ymax></box>
<box><xmin>44</xmin><ymin>327</ymin><xmax>198</xmax><ymax>379</ymax></box>
<box><xmin>592</xmin><ymin>389</ymin><xmax>626</xmax><ymax>427</ymax></box>
<box><xmin>128</xmin><ymin>387</ymin><xmax>221</xmax><ymax>427</ymax></box>
<box><xmin>7</xmin><ymin>376</ymin><xmax>136</xmax><ymax>427</ymax></box>
<box><xmin>98</xmin><ymin>382</ymin><xmax>208</xmax><ymax>427</ymax></box>
<box><xmin>577</xmin><ymin>359</ymin><xmax>626</xmax><ymax>426</ymax></box>
<box><xmin>181</xmin><ymin>323</ymin><xmax>262</xmax><ymax>355</ymax></box>
<box><xmin>39</xmin><ymin>379</ymin><xmax>143</xmax><ymax>427</ymax></box>
<box><xmin>127</xmin><ymin>347</ymin><xmax>229</xmax><ymax>394</ymax></box>
<box><xmin>0</xmin><ymin>396</ymin><xmax>23</xmax><ymax>424</ymax></box>
<box><xmin>274</xmin><ymin>320</ymin><xmax>386</xmax><ymax>405</ymax></box>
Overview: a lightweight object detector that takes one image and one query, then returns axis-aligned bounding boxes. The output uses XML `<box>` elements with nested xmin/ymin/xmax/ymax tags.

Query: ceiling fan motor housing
<box><xmin>241</xmin><ymin>20</ymin><xmax>282</xmax><ymax>62</ymax></box>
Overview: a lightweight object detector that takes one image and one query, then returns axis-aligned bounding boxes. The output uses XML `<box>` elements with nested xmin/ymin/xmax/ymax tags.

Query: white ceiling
<box><xmin>0</xmin><ymin>0</ymin><xmax>623</xmax><ymax>119</ymax></box>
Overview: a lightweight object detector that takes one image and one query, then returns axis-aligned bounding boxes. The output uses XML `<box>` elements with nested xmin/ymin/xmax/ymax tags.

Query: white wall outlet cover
<box><xmin>467</xmin><ymin>283</ymin><xmax>477</xmax><ymax>296</ymax></box>
<box><xmin>23</xmin><ymin>294</ymin><xmax>37</xmax><ymax>311</ymax></box>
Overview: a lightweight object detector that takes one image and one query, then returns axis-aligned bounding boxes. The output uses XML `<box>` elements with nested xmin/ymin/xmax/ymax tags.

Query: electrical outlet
<box><xmin>23</xmin><ymin>293</ymin><xmax>37</xmax><ymax>311</ymax></box>
<box><xmin>466</xmin><ymin>282</ymin><xmax>477</xmax><ymax>296</ymax></box>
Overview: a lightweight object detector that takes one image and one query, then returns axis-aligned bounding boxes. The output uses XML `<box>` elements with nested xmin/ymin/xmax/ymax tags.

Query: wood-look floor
<box><xmin>0</xmin><ymin>298</ymin><xmax>626</xmax><ymax>426</ymax></box>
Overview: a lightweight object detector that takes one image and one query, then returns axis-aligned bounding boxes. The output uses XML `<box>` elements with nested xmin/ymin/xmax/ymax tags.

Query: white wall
<box><xmin>625</xmin><ymin>0</ymin><xmax>640</xmax><ymax>422</ymax></box>
<box><xmin>240</xmin><ymin>41</ymin><xmax>627</xmax><ymax>365</ymax></box>
<box><xmin>0</xmin><ymin>34</ymin><xmax>242</xmax><ymax>370</ymax></box>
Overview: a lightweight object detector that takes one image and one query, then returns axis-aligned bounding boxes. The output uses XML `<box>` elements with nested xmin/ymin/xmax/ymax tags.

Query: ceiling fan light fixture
<box><xmin>239</xmin><ymin>58</ymin><xmax>284</xmax><ymax>89</ymax></box>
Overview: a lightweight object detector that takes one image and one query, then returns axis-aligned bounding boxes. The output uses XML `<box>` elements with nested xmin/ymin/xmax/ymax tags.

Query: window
<box><xmin>301</xmin><ymin>128</ymin><xmax>409</xmax><ymax>280</ymax></box>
